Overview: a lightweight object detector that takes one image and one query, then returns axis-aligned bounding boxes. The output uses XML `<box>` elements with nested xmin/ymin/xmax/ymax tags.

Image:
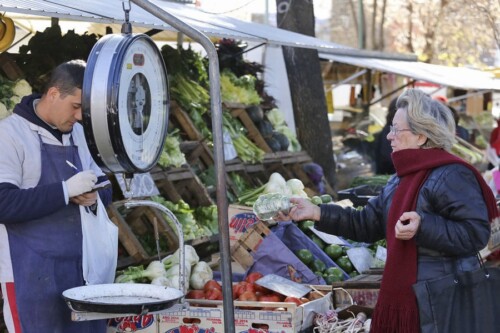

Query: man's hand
<box><xmin>70</xmin><ymin>191</ymin><xmax>98</xmax><ymax>207</ymax></box>
<box><xmin>66</xmin><ymin>170</ymin><xmax>97</xmax><ymax>197</ymax></box>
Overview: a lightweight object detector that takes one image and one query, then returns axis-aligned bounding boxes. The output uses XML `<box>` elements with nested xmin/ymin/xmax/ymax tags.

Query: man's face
<box><xmin>47</xmin><ymin>88</ymin><xmax>82</xmax><ymax>133</ymax></box>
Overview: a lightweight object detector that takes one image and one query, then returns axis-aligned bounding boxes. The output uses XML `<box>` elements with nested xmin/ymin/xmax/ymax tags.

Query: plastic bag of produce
<box><xmin>271</xmin><ymin>221</ymin><xmax>350</xmax><ymax>280</ymax></box>
<box><xmin>246</xmin><ymin>231</ymin><xmax>324</xmax><ymax>285</ymax></box>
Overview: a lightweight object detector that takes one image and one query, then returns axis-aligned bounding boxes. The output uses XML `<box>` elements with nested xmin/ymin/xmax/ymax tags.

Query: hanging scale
<box><xmin>81</xmin><ymin>0</ymin><xmax>170</xmax><ymax>193</ymax></box>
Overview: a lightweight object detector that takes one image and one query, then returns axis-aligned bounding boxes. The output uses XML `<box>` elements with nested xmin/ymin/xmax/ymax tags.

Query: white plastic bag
<box><xmin>80</xmin><ymin>197</ymin><xmax>118</xmax><ymax>285</ymax></box>
<box><xmin>223</xmin><ymin>129</ymin><xmax>238</xmax><ymax>161</ymax></box>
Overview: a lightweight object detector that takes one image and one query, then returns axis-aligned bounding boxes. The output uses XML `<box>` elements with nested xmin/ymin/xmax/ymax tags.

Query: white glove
<box><xmin>66</xmin><ymin>170</ymin><xmax>97</xmax><ymax>197</ymax></box>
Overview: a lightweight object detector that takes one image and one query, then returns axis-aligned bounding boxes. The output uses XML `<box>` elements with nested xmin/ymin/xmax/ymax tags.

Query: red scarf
<box><xmin>370</xmin><ymin>148</ymin><xmax>498</xmax><ymax>333</ymax></box>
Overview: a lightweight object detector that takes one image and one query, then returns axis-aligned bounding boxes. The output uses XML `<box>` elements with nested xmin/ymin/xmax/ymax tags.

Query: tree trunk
<box><xmin>275</xmin><ymin>0</ymin><xmax>336</xmax><ymax>190</ymax></box>
<box><xmin>378</xmin><ymin>0</ymin><xmax>387</xmax><ymax>51</ymax></box>
<box><xmin>371</xmin><ymin>0</ymin><xmax>378</xmax><ymax>49</ymax></box>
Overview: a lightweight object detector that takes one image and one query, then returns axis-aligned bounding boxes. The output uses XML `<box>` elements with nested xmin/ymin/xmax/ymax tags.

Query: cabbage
<box><xmin>13</xmin><ymin>79</ymin><xmax>32</xmax><ymax>97</ymax></box>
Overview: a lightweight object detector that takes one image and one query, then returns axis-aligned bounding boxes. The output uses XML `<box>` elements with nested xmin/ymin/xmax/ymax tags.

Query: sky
<box><xmin>197</xmin><ymin>0</ymin><xmax>333</xmax><ymax>21</ymax></box>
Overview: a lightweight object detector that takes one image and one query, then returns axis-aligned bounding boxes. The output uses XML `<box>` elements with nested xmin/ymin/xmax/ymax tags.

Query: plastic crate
<box><xmin>337</xmin><ymin>185</ymin><xmax>384</xmax><ymax>207</ymax></box>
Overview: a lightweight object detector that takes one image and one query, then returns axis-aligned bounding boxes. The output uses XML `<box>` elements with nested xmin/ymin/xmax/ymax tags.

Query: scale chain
<box><xmin>121</xmin><ymin>0</ymin><xmax>132</xmax><ymax>34</ymax></box>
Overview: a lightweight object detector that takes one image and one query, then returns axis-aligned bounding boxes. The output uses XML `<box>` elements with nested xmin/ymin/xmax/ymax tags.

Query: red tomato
<box><xmin>233</xmin><ymin>281</ymin><xmax>248</xmax><ymax>299</ymax></box>
<box><xmin>245</xmin><ymin>272</ymin><xmax>263</xmax><ymax>284</ymax></box>
<box><xmin>284</xmin><ymin>296</ymin><xmax>303</xmax><ymax>306</ymax></box>
<box><xmin>300</xmin><ymin>297</ymin><xmax>310</xmax><ymax>304</ymax></box>
<box><xmin>258</xmin><ymin>294</ymin><xmax>282</xmax><ymax>302</ymax></box>
<box><xmin>244</xmin><ymin>282</ymin><xmax>256</xmax><ymax>293</ymax></box>
<box><xmin>203</xmin><ymin>279</ymin><xmax>222</xmax><ymax>293</ymax></box>
<box><xmin>254</xmin><ymin>284</ymin><xmax>271</xmax><ymax>295</ymax></box>
<box><xmin>238</xmin><ymin>290</ymin><xmax>258</xmax><ymax>302</ymax></box>
<box><xmin>205</xmin><ymin>288</ymin><xmax>223</xmax><ymax>300</ymax></box>
<box><xmin>185</xmin><ymin>289</ymin><xmax>205</xmax><ymax>300</ymax></box>
<box><xmin>232</xmin><ymin>285</ymin><xmax>239</xmax><ymax>299</ymax></box>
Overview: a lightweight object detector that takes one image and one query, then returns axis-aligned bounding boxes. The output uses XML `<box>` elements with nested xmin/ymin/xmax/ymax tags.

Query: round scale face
<box><xmin>82</xmin><ymin>34</ymin><xmax>169</xmax><ymax>174</ymax></box>
<box><xmin>117</xmin><ymin>38</ymin><xmax>168</xmax><ymax>170</ymax></box>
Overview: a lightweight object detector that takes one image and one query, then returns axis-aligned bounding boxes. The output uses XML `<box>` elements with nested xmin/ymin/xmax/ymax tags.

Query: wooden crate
<box><xmin>151</xmin><ymin>167</ymin><xmax>214</xmax><ymax>207</ymax></box>
<box><xmin>169</xmin><ymin>101</ymin><xmax>203</xmax><ymax>141</ymax></box>
<box><xmin>230</xmin><ymin>221</ymin><xmax>271</xmax><ymax>270</ymax></box>
<box><xmin>0</xmin><ymin>53</ymin><xmax>24</xmax><ymax>80</ymax></box>
<box><xmin>243</xmin><ymin>162</ymin><xmax>270</xmax><ymax>186</ymax></box>
<box><xmin>262</xmin><ymin>153</ymin><xmax>295</xmax><ymax>180</ymax></box>
<box><xmin>180</xmin><ymin>140</ymin><xmax>214</xmax><ymax>175</ymax></box>
<box><xmin>227</xmin><ymin>105</ymin><xmax>272</xmax><ymax>153</ymax></box>
<box><xmin>225</xmin><ymin>159</ymin><xmax>263</xmax><ymax>199</ymax></box>
<box><xmin>330</xmin><ymin>273</ymin><xmax>382</xmax><ymax>309</ymax></box>
<box><xmin>277</xmin><ymin>151</ymin><xmax>337</xmax><ymax>195</ymax></box>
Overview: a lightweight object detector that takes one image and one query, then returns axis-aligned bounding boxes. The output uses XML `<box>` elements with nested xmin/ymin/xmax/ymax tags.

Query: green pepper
<box><xmin>311</xmin><ymin>196</ymin><xmax>322</xmax><ymax>205</ymax></box>
<box><xmin>324</xmin><ymin>266</ymin><xmax>344</xmax><ymax>279</ymax></box>
<box><xmin>310</xmin><ymin>234</ymin><xmax>326</xmax><ymax>250</ymax></box>
<box><xmin>320</xmin><ymin>194</ymin><xmax>333</xmax><ymax>203</ymax></box>
<box><xmin>324</xmin><ymin>274</ymin><xmax>343</xmax><ymax>284</ymax></box>
<box><xmin>298</xmin><ymin>220</ymin><xmax>315</xmax><ymax>235</ymax></box>
<box><xmin>295</xmin><ymin>249</ymin><xmax>314</xmax><ymax>266</ymax></box>
<box><xmin>310</xmin><ymin>259</ymin><xmax>326</xmax><ymax>273</ymax></box>
<box><xmin>336</xmin><ymin>255</ymin><xmax>354</xmax><ymax>273</ymax></box>
<box><xmin>324</xmin><ymin>244</ymin><xmax>343</xmax><ymax>260</ymax></box>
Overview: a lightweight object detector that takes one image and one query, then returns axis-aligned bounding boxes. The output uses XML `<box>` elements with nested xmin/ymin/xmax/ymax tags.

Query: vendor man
<box><xmin>0</xmin><ymin>60</ymin><xmax>115</xmax><ymax>333</ymax></box>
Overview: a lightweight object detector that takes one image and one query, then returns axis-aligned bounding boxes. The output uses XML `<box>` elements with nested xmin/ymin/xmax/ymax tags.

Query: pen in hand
<box><xmin>66</xmin><ymin>160</ymin><xmax>80</xmax><ymax>172</ymax></box>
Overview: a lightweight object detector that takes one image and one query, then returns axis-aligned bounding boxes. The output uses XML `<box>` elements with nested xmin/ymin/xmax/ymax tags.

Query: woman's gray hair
<box><xmin>396</xmin><ymin>88</ymin><xmax>456</xmax><ymax>151</ymax></box>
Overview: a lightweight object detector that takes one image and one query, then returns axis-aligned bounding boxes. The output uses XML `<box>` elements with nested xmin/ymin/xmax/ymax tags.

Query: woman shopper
<box><xmin>278</xmin><ymin>88</ymin><xmax>496</xmax><ymax>333</ymax></box>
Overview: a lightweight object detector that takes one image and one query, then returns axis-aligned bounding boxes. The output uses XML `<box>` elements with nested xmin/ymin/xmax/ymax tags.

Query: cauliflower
<box><xmin>12</xmin><ymin>79</ymin><xmax>32</xmax><ymax>97</ymax></box>
<box><xmin>9</xmin><ymin>95</ymin><xmax>21</xmax><ymax>108</ymax></box>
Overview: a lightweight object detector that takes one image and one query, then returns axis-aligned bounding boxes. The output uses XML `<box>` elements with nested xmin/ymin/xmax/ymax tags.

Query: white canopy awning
<box><xmin>1</xmin><ymin>0</ymin><xmax>415</xmax><ymax>61</ymax></box>
<box><xmin>2</xmin><ymin>0</ymin><xmax>498</xmax><ymax>91</ymax></box>
<box><xmin>320</xmin><ymin>53</ymin><xmax>500</xmax><ymax>91</ymax></box>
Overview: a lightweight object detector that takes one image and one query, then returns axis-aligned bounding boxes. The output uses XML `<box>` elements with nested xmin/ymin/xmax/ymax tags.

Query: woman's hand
<box><xmin>276</xmin><ymin>197</ymin><xmax>321</xmax><ymax>222</ymax></box>
<box><xmin>70</xmin><ymin>191</ymin><xmax>98</xmax><ymax>207</ymax></box>
<box><xmin>395</xmin><ymin>211</ymin><xmax>421</xmax><ymax>240</ymax></box>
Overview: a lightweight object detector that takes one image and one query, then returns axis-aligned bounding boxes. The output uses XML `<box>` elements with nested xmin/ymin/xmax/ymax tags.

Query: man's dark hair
<box><xmin>44</xmin><ymin>59</ymin><xmax>86</xmax><ymax>97</ymax></box>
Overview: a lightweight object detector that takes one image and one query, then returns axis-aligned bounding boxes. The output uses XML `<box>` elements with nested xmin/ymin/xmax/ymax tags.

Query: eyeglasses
<box><xmin>389</xmin><ymin>125</ymin><xmax>412</xmax><ymax>136</ymax></box>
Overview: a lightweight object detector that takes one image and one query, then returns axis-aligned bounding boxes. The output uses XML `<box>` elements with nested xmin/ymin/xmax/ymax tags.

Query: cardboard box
<box><xmin>228</xmin><ymin>204</ymin><xmax>258</xmax><ymax>247</ymax></box>
<box><xmin>107</xmin><ymin>314</ymin><xmax>158</xmax><ymax>333</ymax></box>
<box><xmin>108</xmin><ymin>292</ymin><xmax>333</xmax><ymax>333</ymax></box>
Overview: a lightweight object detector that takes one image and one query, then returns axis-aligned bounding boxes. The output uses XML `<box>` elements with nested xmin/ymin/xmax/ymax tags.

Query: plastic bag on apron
<box><xmin>80</xmin><ymin>196</ymin><xmax>118</xmax><ymax>284</ymax></box>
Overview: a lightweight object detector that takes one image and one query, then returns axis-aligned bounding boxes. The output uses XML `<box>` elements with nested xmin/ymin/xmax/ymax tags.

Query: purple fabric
<box><xmin>246</xmin><ymin>232</ymin><xmax>325</xmax><ymax>285</ymax></box>
<box><xmin>271</xmin><ymin>222</ymin><xmax>350</xmax><ymax>280</ymax></box>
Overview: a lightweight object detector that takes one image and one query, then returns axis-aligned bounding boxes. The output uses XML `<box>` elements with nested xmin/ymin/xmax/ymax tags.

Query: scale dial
<box><xmin>82</xmin><ymin>33</ymin><xmax>169</xmax><ymax>174</ymax></box>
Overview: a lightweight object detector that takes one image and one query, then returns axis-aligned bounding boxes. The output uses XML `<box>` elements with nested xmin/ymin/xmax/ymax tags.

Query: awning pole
<box><xmin>448</xmin><ymin>90</ymin><xmax>491</xmax><ymax>103</ymax></box>
<box><xmin>331</xmin><ymin>68</ymin><xmax>368</xmax><ymax>89</ymax></box>
<box><xmin>370</xmin><ymin>80</ymin><xmax>416</xmax><ymax>106</ymax></box>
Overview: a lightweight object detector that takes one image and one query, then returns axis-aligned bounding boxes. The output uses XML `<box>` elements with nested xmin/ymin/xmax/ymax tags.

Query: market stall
<box><xmin>1</xmin><ymin>1</ymin><xmax>500</xmax><ymax>333</ymax></box>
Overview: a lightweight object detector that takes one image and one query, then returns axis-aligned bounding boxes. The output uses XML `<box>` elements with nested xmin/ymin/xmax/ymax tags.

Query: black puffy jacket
<box><xmin>317</xmin><ymin>163</ymin><xmax>491</xmax><ymax>258</ymax></box>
